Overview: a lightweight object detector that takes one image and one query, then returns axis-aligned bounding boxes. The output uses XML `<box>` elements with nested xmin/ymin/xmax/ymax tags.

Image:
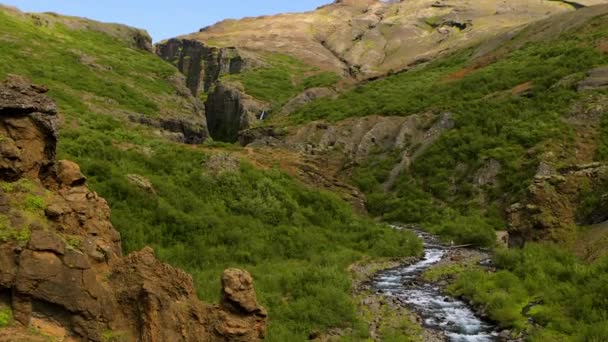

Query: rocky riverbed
<box><xmin>371</xmin><ymin>229</ymin><xmax>501</xmax><ymax>341</ymax></box>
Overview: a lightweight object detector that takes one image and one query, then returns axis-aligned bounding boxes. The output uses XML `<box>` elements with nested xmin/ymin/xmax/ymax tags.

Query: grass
<box><xmin>448</xmin><ymin>244</ymin><xmax>608</xmax><ymax>341</ymax></box>
<box><xmin>222</xmin><ymin>53</ymin><xmax>340</xmax><ymax>110</ymax></box>
<box><xmin>0</xmin><ymin>9</ymin><xmax>191</xmax><ymax>122</ymax></box>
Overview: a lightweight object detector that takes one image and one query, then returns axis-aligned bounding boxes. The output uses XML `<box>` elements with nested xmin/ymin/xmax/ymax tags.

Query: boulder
<box><xmin>578</xmin><ymin>66</ymin><xmax>608</xmax><ymax>91</ymax></box>
<box><xmin>0</xmin><ymin>75</ymin><xmax>58</xmax><ymax>180</ymax></box>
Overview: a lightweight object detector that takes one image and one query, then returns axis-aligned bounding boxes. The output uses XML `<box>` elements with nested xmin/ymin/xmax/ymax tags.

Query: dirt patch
<box><xmin>597</xmin><ymin>38</ymin><xmax>608</xmax><ymax>54</ymax></box>
<box><xmin>510</xmin><ymin>81</ymin><xmax>533</xmax><ymax>96</ymax></box>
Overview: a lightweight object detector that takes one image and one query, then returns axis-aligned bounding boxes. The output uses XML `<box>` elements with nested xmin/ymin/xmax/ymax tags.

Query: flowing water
<box><xmin>372</xmin><ymin>230</ymin><xmax>498</xmax><ymax>341</ymax></box>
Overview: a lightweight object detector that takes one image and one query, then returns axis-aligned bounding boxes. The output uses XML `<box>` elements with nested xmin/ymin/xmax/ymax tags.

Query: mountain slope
<box><xmin>0</xmin><ymin>5</ymin><xmax>208</xmax><ymax>144</ymax></box>
<box><xmin>157</xmin><ymin>0</ymin><xmax>608</xmax><ymax>142</ymax></box>
<box><xmin>243</xmin><ymin>6</ymin><xmax>608</xmax><ymax>243</ymax></box>
<box><xmin>177</xmin><ymin>0</ymin><xmax>602</xmax><ymax>78</ymax></box>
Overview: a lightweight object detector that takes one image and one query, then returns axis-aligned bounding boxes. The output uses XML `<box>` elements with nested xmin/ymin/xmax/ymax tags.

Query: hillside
<box><xmin>237</xmin><ymin>5</ymin><xmax>608</xmax><ymax>340</ymax></box>
<box><xmin>0</xmin><ymin>5</ymin><xmax>423</xmax><ymax>341</ymax></box>
<box><xmin>156</xmin><ymin>0</ymin><xmax>608</xmax><ymax>142</ymax></box>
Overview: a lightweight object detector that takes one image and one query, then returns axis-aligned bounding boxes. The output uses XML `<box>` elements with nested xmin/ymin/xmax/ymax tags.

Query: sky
<box><xmin>2</xmin><ymin>1</ymin><xmax>330</xmax><ymax>41</ymax></box>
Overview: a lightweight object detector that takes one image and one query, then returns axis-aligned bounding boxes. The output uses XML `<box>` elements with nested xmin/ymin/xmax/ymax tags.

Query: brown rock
<box><xmin>28</xmin><ymin>230</ymin><xmax>65</xmax><ymax>255</ymax></box>
<box><xmin>221</xmin><ymin>268</ymin><xmax>266</xmax><ymax>315</ymax></box>
<box><xmin>55</xmin><ymin>160</ymin><xmax>86</xmax><ymax>186</ymax></box>
<box><xmin>0</xmin><ymin>75</ymin><xmax>58</xmax><ymax>181</ymax></box>
<box><xmin>125</xmin><ymin>174</ymin><xmax>155</xmax><ymax>194</ymax></box>
<box><xmin>0</xmin><ymin>245</ymin><xmax>17</xmax><ymax>287</ymax></box>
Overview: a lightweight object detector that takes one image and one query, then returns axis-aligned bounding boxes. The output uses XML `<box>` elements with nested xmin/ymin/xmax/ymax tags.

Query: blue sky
<box><xmin>3</xmin><ymin>1</ymin><xmax>330</xmax><ymax>41</ymax></box>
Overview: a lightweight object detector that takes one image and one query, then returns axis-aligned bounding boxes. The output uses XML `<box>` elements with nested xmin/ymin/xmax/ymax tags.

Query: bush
<box><xmin>430</xmin><ymin>213</ymin><xmax>497</xmax><ymax>247</ymax></box>
<box><xmin>449</xmin><ymin>244</ymin><xmax>608</xmax><ymax>339</ymax></box>
<box><xmin>0</xmin><ymin>307</ymin><xmax>12</xmax><ymax>327</ymax></box>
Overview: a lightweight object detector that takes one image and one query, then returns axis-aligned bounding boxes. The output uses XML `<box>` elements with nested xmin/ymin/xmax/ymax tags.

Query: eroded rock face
<box><xmin>205</xmin><ymin>82</ymin><xmax>268</xmax><ymax>142</ymax></box>
<box><xmin>507</xmin><ymin>163</ymin><xmax>608</xmax><ymax>246</ymax></box>
<box><xmin>0</xmin><ymin>76</ymin><xmax>266</xmax><ymax>341</ymax></box>
<box><xmin>279</xmin><ymin>87</ymin><xmax>337</xmax><ymax>116</ymax></box>
<box><xmin>578</xmin><ymin>66</ymin><xmax>608</xmax><ymax>91</ymax></box>
<box><xmin>0</xmin><ymin>75</ymin><xmax>58</xmax><ymax>181</ymax></box>
<box><xmin>156</xmin><ymin>38</ymin><xmax>257</xmax><ymax>97</ymax></box>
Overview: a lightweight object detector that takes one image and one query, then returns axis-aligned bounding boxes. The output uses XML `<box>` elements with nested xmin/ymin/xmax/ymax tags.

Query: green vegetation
<box><xmin>0</xmin><ymin>8</ymin><xmax>423</xmax><ymax>340</ymax></box>
<box><xmin>0</xmin><ymin>307</ymin><xmax>12</xmax><ymax>328</ymax></box>
<box><xmin>325</xmin><ymin>16</ymin><xmax>608</xmax><ymax>245</ymax></box>
<box><xmin>59</xmin><ymin>120</ymin><xmax>422</xmax><ymax>340</ymax></box>
<box><xmin>421</xmin><ymin>258</ymin><xmax>481</xmax><ymax>283</ymax></box>
<box><xmin>102</xmin><ymin>330</ymin><xmax>129</xmax><ymax>342</ymax></box>
<box><xmin>23</xmin><ymin>195</ymin><xmax>46</xmax><ymax>212</ymax></box>
<box><xmin>0</xmin><ymin>9</ymin><xmax>189</xmax><ymax>122</ymax></box>
<box><xmin>0</xmin><ymin>178</ymin><xmax>46</xmax><ymax>244</ymax></box>
<box><xmin>449</xmin><ymin>244</ymin><xmax>608</xmax><ymax>341</ymax></box>
<box><xmin>223</xmin><ymin>53</ymin><xmax>340</xmax><ymax>109</ymax></box>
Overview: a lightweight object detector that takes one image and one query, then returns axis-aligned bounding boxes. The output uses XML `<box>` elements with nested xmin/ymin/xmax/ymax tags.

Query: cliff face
<box><xmin>0</xmin><ymin>75</ymin><xmax>266</xmax><ymax>341</ymax></box>
<box><xmin>156</xmin><ymin>38</ymin><xmax>257</xmax><ymax>97</ymax></box>
<box><xmin>156</xmin><ymin>39</ymin><xmax>265</xmax><ymax>141</ymax></box>
<box><xmin>205</xmin><ymin>82</ymin><xmax>268</xmax><ymax>142</ymax></box>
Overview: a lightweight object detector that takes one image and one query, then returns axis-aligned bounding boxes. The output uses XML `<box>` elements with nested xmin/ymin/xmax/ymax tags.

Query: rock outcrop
<box><xmin>156</xmin><ymin>39</ymin><xmax>266</xmax><ymax>141</ymax></box>
<box><xmin>507</xmin><ymin>162</ymin><xmax>608</xmax><ymax>247</ymax></box>
<box><xmin>205</xmin><ymin>82</ymin><xmax>268</xmax><ymax>142</ymax></box>
<box><xmin>0</xmin><ymin>75</ymin><xmax>266</xmax><ymax>341</ymax></box>
<box><xmin>279</xmin><ymin>87</ymin><xmax>337</xmax><ymax>116</ymax></box>
<box><xmin>156</xmin><ymin>38</ymin><xmax>259</xmax><ymax>97</ymax></box>
<box><xmin>238</xmin><ymin>113</ymin><xmax>454</xmax><ymax>211</ymax></box>
<box><xmin>578</xmin><ymin>66</ymin><xmax>608</xmax><ymax>91</ymax></box>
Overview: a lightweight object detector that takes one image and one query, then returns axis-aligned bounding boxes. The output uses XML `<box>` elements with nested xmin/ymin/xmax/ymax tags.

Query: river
<box><xmin>372</xmin><ymin>229</ymin><xmax>499</xmax><ymax>341</ymax></box>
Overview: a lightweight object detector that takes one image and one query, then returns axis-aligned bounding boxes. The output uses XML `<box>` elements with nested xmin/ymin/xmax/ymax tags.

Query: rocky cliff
<box><xmin>0</xmin><ymin>76</ymin><xmax>266</xmax><ymax>341</ymax></box>
<box><xmin>156</xmin><ymin>39</ymin><xmax>265</xmax><ymax>141</ymax></box>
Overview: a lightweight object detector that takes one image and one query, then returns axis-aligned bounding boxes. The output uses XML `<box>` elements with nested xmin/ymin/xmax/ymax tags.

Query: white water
<box><xmin>372</xmin><ymin>231</ymin><xmax>498</xmax><ymax>341</ymax></box>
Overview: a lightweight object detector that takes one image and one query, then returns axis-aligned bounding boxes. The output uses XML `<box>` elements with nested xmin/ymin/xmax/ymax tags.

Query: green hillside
<box><xmin>0</xmin><ymin>6</ymin><xmax>422</xmax><ymax>341</ymax></box>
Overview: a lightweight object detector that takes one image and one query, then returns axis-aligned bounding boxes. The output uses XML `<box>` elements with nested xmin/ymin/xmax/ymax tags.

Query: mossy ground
<box><xmin>0</xmin><ymin>179</ymin><xmax>49</xmax><ymax>245</ymax></box>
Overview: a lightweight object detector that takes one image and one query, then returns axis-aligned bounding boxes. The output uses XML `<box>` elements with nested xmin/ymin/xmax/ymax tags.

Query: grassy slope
<box><xmin>284</xmin><ymin>9</ymin><xmax>608</xmax><ymax>340</ymax></box>
<box><xmin>221</xmin><ymin>52</ymin><xmax>341</xmax><ymax>110</ymax></box>
<box><xmin>0</xmin><ymin>8</ymin><xmax>423</xmax><ymax>341</ymax></box>
<box><xmin>290</xmin><ymin>12</ymin><xmax>608</xmax><ymax>244</ymax></box>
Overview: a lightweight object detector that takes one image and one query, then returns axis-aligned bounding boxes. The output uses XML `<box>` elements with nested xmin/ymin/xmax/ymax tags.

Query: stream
<box><xmin>372</xmin><ymin>229</ymin><xmax>499</xmax><ymax>341</ymax></box>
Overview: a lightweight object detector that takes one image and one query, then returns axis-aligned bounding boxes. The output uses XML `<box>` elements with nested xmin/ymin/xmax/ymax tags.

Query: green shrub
<box><xmin>429</xmin><ymin>212</ymin><xmax>497</xmax><ymax>247</ymax></box>
<box><xmin>449</xmin><ymin>244</ymin><xmax>608</xmax><ymax>339</ymax></box>
<box><xmin>0</xmin><ymin>307</ymin><xmax>12</xmax><ymax>327</ymax></box>
<box><xmin>23</xmin><ymin>195</ymin><xmax>46</xmax><ymax>212</ymax></box>
<box><xmin>223</xmin><ymin>53</ymin><xmax>340</xmax><ymax>110</ymax></box>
